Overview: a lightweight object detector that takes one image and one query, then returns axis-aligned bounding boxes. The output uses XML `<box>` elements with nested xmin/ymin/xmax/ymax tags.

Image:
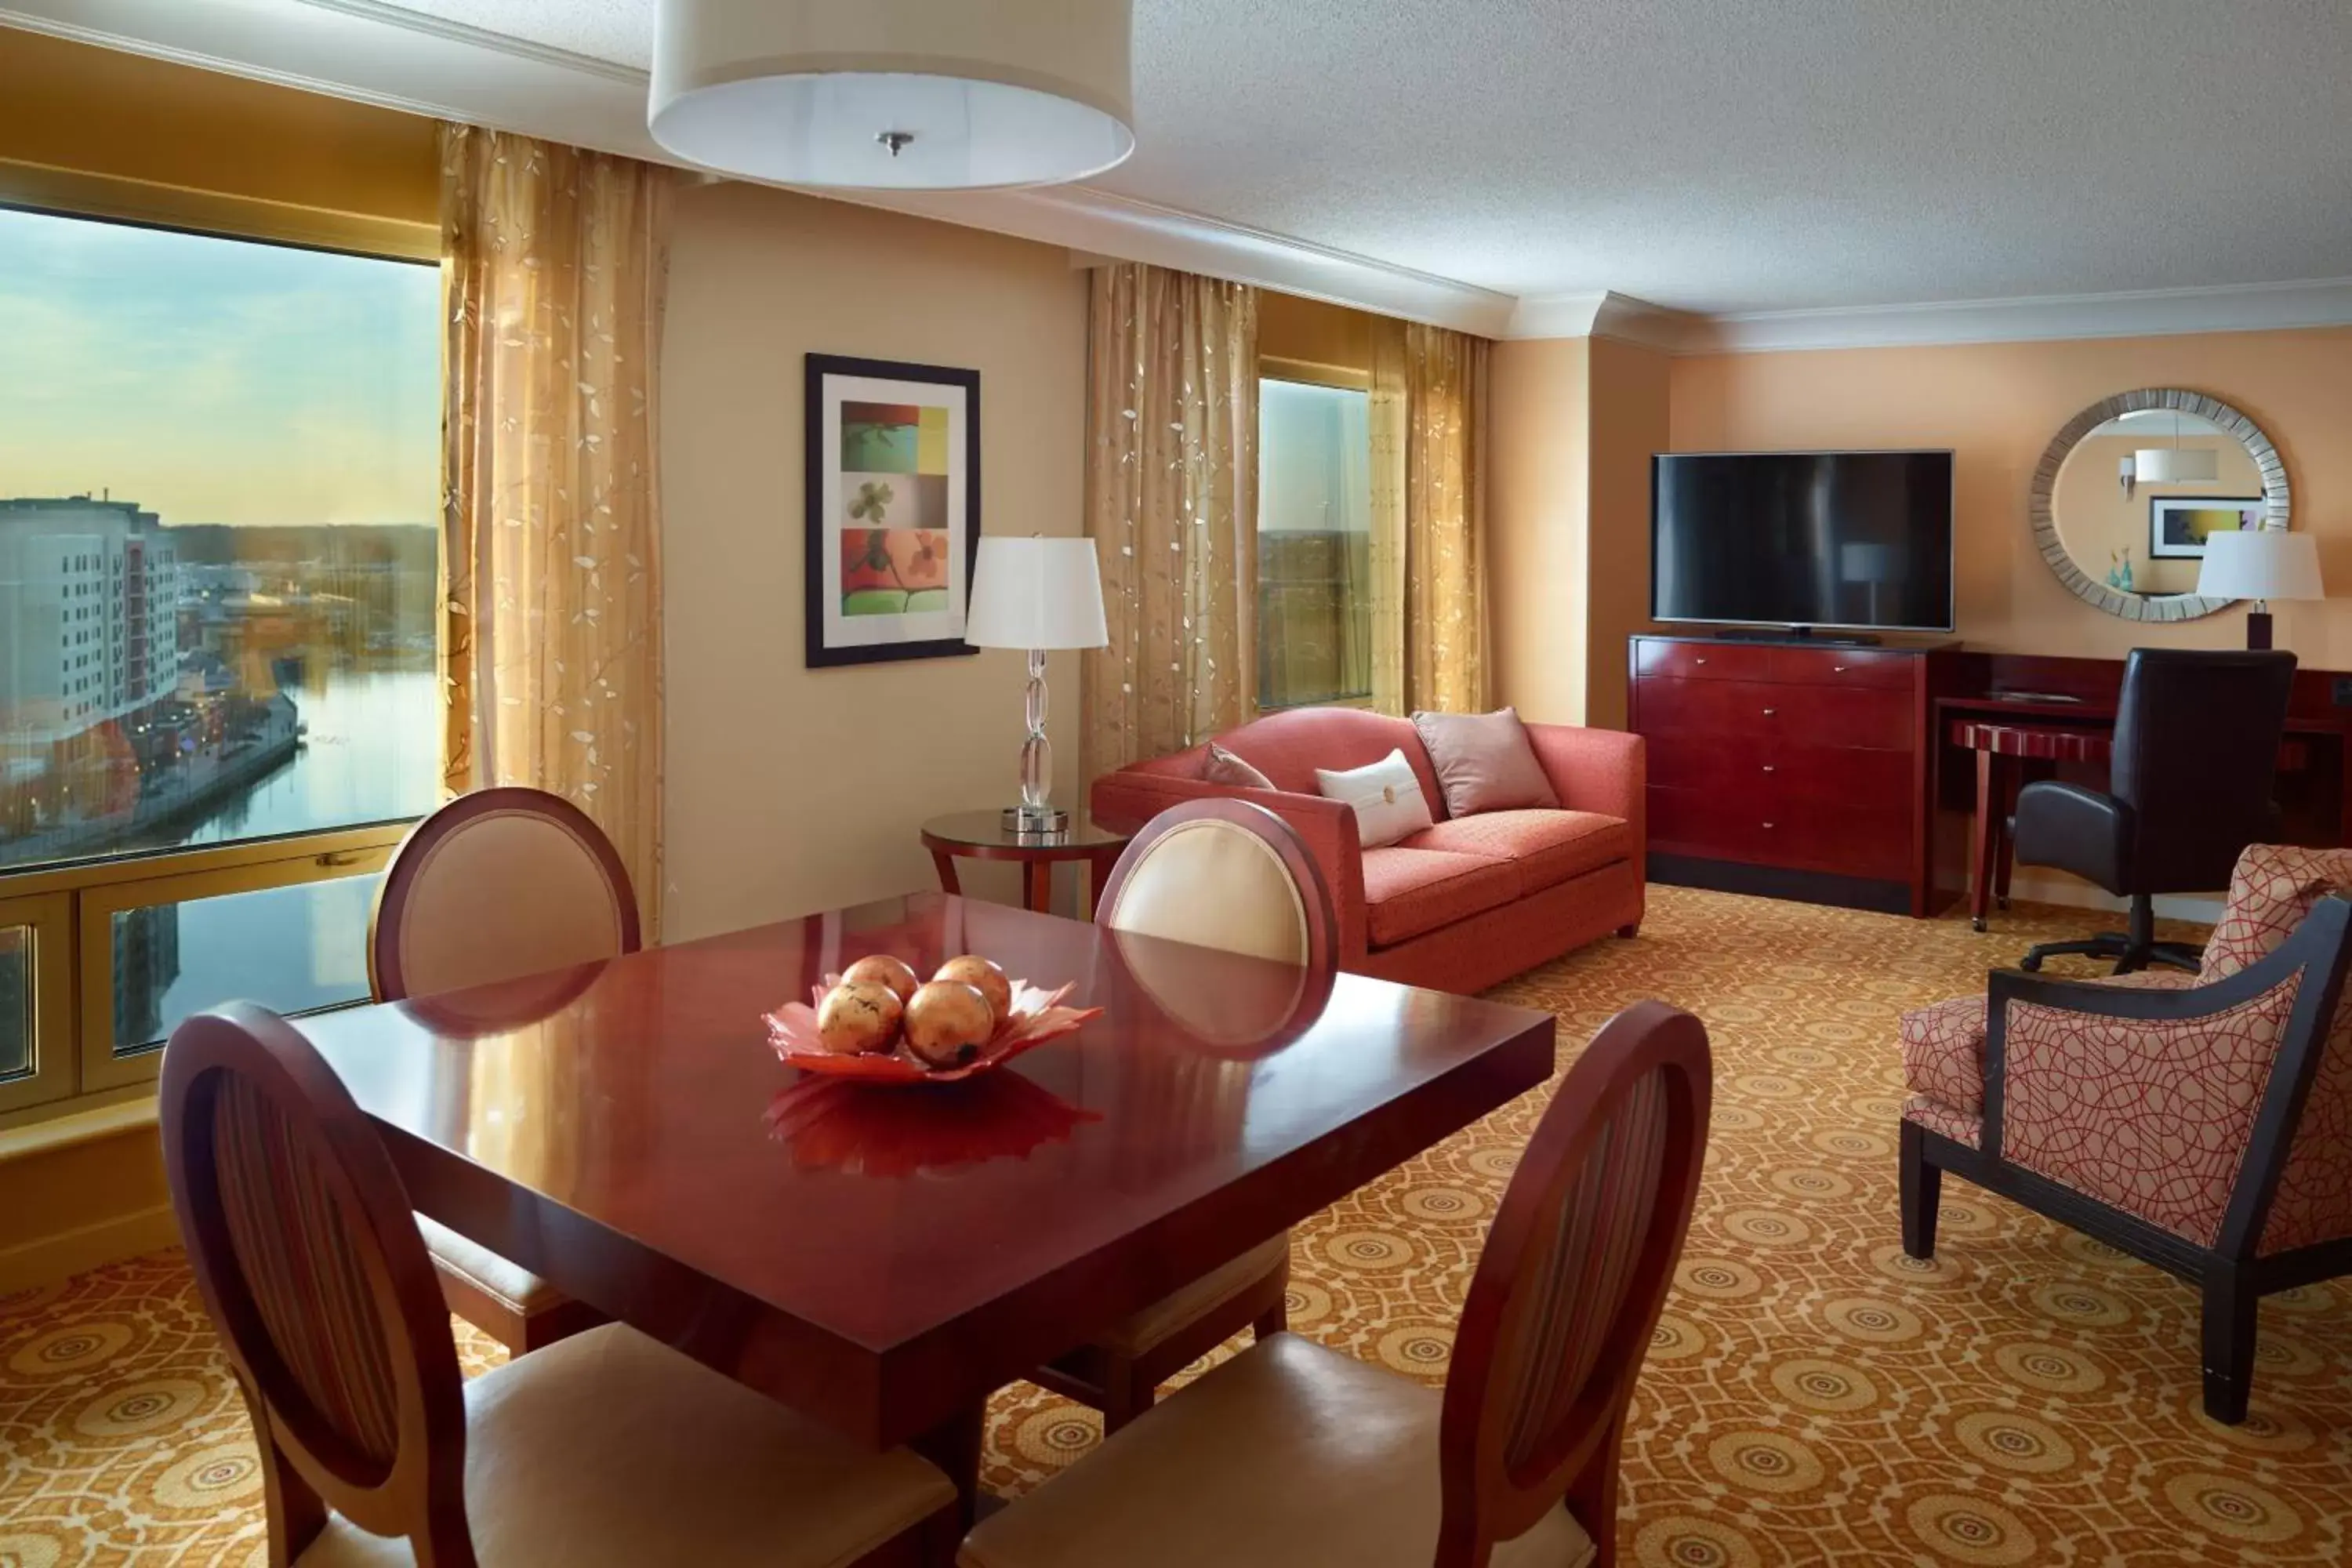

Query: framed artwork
<box><xmin>805</xmin><ymin>354</ymin><xmax>982</xmax><ymax>668</ymax></box>
<box><xmin>2149</xmin><ymin>495</ymin><xmax>2263</xmax><ymax>560</ymax></box>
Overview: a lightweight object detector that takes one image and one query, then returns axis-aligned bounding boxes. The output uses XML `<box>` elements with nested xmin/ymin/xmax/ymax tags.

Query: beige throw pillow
<box><xmin>1315</xmin><ymin>748</ymin><xmax>1435</xmax><ymax>848</ymax></box>
<box><xmin>1411</xmin><ymin>707</ymin><xmax>1560</xmax><ymax>817</ymax></box>
<box><xmin>1200</xmin><ymin>742</ymin><xmax>1276</xmax><ymax>791</ymax></box>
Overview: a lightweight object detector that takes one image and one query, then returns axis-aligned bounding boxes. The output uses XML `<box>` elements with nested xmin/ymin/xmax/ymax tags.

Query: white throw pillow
<box><xmin>1315</xmin><ymin>748</ymin><xmax>1435</xmax><ymax>849</ymax></box>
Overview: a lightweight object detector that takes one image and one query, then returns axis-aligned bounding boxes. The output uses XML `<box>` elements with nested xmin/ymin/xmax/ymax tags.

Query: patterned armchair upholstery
<box><xmin>1897</xmin><ymin>844</ymin><xmax>2352</xmax><ymax>1423</ymax></box>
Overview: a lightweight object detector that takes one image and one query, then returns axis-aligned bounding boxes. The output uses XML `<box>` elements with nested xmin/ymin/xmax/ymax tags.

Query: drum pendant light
<box><xmin>649</xmin><ymin>0</ymin><xmax>1135</xmax><ymax>190</ymax></box>
<box><xmin>2134</xmin><ymin>412</ymin><xmax>2220</xmax><ymax>485</ymax></box>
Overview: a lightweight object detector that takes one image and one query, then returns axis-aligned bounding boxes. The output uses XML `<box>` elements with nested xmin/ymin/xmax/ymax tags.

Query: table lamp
<box><xmin>965</xmin><ymin>535</ymin><xmax>1109</xmax><ymax>833</ymax></box>
<box><xmin>2195</xmin><ymin>528</ymin><xmax>2324</xmax><ymax>650</ymax></box>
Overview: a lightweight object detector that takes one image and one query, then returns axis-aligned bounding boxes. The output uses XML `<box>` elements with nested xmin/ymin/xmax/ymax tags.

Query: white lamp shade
<box><xmin>966</xmin><ymin>536</ymin><xmax>1109</xmax><ymax>650</ymax></box>
<box><xmin>2195</xmin><ymin>528</ymin><xmax>2325</xmax><ymax>601</ymax></box>
<box><xmin>2135</xmin><ymin>445</ymin><xmax>2220</xmax><ymax>484</ymax></box>
<box><xmin>650</xmin><ymin>0</ymin><xmax>1134</xmax><ymax>190</ymax></box>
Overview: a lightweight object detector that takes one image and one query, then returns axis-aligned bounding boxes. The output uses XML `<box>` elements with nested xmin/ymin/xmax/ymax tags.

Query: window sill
<box><xmin>0</xmin><ymin>1093</ymin><xmax>160</xmax><ymax>1163</ymax></box>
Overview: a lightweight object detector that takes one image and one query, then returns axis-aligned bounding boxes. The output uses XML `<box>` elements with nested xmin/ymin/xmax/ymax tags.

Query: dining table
<box><xmin>295</xmin><ymin>890</ymin><xmax>1559</xmax><ymax>1544</ymax></box>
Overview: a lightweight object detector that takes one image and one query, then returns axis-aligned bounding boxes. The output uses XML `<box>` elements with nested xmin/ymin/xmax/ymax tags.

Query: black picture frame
<box><xmin>2148</xmin><ymin>495</ymin><xmax>2263</xmax><ymax>561</ymax></box>
<box><xmin>804</xmin><ymin>353</ymin><xmax>983</xmax><ymax>669</ymax></box>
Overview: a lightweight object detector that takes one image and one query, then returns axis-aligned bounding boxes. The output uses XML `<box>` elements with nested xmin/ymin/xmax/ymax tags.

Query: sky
<box><xmin>0</xmin><ymin>205</ymin><xmax>439</xmax><ymax>529</ymax></box>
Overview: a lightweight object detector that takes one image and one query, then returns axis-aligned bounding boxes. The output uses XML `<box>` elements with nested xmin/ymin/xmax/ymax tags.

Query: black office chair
<box><xmin>2014</xmin><ymin>648</ymin><xmax>2296</xmax><ymax>975</ymax></box>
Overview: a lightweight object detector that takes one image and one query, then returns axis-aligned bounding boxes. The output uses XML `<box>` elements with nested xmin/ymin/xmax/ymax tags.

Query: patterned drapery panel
<box><xmin>1081</xmin><ymin>263</ymin><xmax>1260</xmax><ymax>778</ymax></box>
<box><xmin>1369</xmin><ymin>319</ymin><xmax>1489</xmax><ymax>716</ymax></box>
<box><xmin>441</xmin><ymin>124</ymin><xmax>670</xmax><ymax>935</ymax></box>
<box><xmin>1402</xmin><ymin>322</ymin><xmax>1490</xmax><ymax>714</ymax></box>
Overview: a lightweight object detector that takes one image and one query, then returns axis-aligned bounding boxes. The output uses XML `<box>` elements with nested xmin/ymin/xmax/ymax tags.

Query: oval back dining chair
<box><xmin>1094</xmin><ymin>797</ymin><xmax>1338</xmax><ymax>973</ymax></box>
<box><xmin>1034</xmin><ymin>799</ymin><xmax>1340</xmax><ymax>1432</ymax></box>
<box><xmin>161</xmin><ymin>1004</ymin><xmax>957</xmax><ymax>1567</ymax></box>
<box><xmin>957</xmin><ymin>1000</ymin><xmax>1715</xmax><ymax>1568</ymax></box>
<box><xmin>368</xmin><ymin>786</ymin><xmax>640</xmax><ymax>1356</ymax></box>
<box><xmin>368</xmin><ymin>786</ymin><xmax>641</xmax><ymax>1004</ymax></box>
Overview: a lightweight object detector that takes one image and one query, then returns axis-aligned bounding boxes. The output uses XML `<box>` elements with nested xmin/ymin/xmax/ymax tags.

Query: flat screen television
<box><xmin>1651</xmin><ymin>450</ymin><xmax>1955</xmax><ymax>633</ymax></box>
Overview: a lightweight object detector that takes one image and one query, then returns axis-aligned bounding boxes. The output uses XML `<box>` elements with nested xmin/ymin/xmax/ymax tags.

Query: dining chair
<box><xmin>368</xmin><ymin>786</ymin><xmax>642</xmax><ymax>1355</ymax></box>
<box><xmin>160</xmin><ymin>1001</ymin><xmax>958</xmax><ymax>1567</ymax></box>
<box><xmin>1030</xmin><ymin>798</ymin><xmax>1339</xmax><ymax>1432</ymax></box>
<box><xmin>961</xmin><ymin>1000</ymin><xmax>1712</xmax><ymax>1568</ymax></box>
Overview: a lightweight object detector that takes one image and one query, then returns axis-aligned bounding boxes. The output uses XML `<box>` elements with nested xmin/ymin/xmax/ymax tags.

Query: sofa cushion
<box><xmin>1399</xmin><ymin>811</ymin><xmax>1630</xmax><ymax>894</ymax></box>
<box><xmin>1411</xmin><ymin>708</ymin><xmax>1560</xmax><ymax>816</ymax></box>
<box><xmin>1316</xmin><ymin>749</ymin><xmax>1436</xmax><ymax>849</ymax></box>
<box><xmin>1360</xmin><ymin>848</ymin><xmax>1519</xmax><ymax>947</ymax></box>
<box><xmin>1202</xmin><ymin>707</ymin><xmax>1447</xmax><ymax>819</ymax></box>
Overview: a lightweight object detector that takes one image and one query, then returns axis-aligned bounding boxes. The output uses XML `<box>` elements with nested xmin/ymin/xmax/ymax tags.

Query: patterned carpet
<box><xmin>5</xmin><ymin>884</ymin><xmax>2347</xmax><ymax>1566</ymax></box>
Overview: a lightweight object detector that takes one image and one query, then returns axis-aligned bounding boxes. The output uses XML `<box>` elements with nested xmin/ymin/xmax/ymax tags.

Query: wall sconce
<box><xmin>2118</xmin><ymin>455</ymin><xmax>2136</xmax><ymax>498</ymax></box>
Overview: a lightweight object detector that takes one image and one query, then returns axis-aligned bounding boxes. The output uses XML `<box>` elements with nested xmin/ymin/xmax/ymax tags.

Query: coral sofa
<box><xmin>1090</xmin><ymin>707</ymin><xmax>1644</xmax><ymax>994</ymax></box>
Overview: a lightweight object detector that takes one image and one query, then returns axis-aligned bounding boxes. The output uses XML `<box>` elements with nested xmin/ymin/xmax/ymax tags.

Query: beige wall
<box><xmin>1669</xmin><ymin>327</ymin><xmax>2352</xmax><ymax>661</ymax></box>
<box><xmin>1490</xmin><ymin>336</ymin><xmax>1671</xmax><ymax>729</ymax></box>
<box><xmin>2050</xmin><ymin>433</ymin><xmax>2263</xmax><ymax>599</ymax></box>
<box><xmin>1491</xmin><ymin>338</ymin><xmax>1592</xmax><ymax>724</ymax></box>
<box><xmin>661</xmin><ymin>183</ymin><xmax>1088</xmax><ymax>940</ymax></box>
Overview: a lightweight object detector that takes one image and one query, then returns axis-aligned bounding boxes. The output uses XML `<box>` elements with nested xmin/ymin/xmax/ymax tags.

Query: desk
<box><xmin>297</xmin><ymin>891</ymin><xmax>1555</xmax><ymax>1541</ymax></box>
<box><xmin>1944</xmin><ymin>706</ymin><xmax>2314</xmax><ymax>929</ymax></box>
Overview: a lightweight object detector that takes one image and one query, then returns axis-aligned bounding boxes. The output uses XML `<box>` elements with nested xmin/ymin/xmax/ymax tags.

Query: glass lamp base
<box><xmin>1002</xmin><ymin>804</ymin><xmax>1070</xmax><ymax>836</ymax></box>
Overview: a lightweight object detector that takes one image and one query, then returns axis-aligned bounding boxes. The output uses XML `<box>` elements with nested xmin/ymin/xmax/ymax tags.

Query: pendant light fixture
<box><xmin>2134</xmin><ymin>411</ymin><xmax>2220</xmax><ymax>485</ymax></box>
<box><xmin>649</xmin><ymin>0</ymin><xmax>1135</xmax><ymax>191</ymax></box>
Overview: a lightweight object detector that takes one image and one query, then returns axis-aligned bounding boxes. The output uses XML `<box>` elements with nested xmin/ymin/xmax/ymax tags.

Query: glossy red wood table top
<box><xmin>297</xmin><ymin>892</ymin><xmax>1556</xmax><ymax>1446</ymax></box>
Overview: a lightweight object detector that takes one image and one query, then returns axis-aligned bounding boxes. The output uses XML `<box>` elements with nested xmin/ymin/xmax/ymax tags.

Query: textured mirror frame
<box><xmin>2030</xmin><ymin>387</ymin><xmax>2291</xmax><ymax>622</ymax></box>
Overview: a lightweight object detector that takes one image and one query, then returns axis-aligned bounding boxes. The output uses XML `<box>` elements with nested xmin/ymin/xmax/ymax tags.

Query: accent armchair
<box><xmin>1899</xmin><ymin>844</ymin><xmax>2352</xmax><ymax>1422</ymax></box>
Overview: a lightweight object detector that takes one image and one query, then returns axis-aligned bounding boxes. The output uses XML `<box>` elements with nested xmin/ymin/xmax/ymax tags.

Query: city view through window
<box><xmin>0</xmin><ymin>207</ymin><xmax>441</xmax><ymax>1073</ymax></box>
<box><xmin>1258</xmin><ymin>376</ymin><xmax>1374</xmax><ymax>710</ymax></box>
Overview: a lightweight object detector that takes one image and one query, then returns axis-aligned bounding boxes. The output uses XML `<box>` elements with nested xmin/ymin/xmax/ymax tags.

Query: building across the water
<box><xmin>0</xmin><ymin>495</ymin><xmax>180</xmax><ymax>748</ymax></box>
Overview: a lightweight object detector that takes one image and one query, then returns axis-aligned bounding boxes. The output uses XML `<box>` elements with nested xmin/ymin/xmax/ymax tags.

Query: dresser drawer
<box><xmin>1769</xmin><ymin>645</ymin><xmax>1917</xmax><ymax>691</ymax></box>
<box><xmin>1633</xmin><ymin>640</ymin><xmax>1777</xmax><ymax>683</ymax></box>
<box><xmin>1650</xmin><ymin>786</ymin><xmax>1912</xmax><ymax>880</ymax></box>
<box><xmin>1766</xmin><ymin>687</ymin><xmax>1915</xmax><ymax>751</ymax></box>
<box><xmin>1632</xmin><ymin>677</ymin><xmax>1785</xmax><ymax>739</ymax></box>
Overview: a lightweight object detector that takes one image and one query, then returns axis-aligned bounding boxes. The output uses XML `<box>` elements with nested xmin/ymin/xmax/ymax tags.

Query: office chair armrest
<box><xmin>2010</xmin><ymin>779</ymin><xmax>2131</xmax><ymax>889</ymax></box>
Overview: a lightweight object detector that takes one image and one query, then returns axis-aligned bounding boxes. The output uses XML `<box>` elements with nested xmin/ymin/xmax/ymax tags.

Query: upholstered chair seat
<box><xmin>299</xmin><ymin>1323</ymin><xmax>953</xmax><ymax>1567</ymax></box>
<box><xmin>159</xmin><ymin>1004</ymin><xmax>956</xmax><ymax>1567</ymax></box>
<box><xmin>963</xmin><ymin>1334</ymin><xmax>1594</xmax><ymax>1568</ymax></box>
<box><xmin>971</xmin><ymin>1002</ymin><xmax>1712</xmax><ymax>1568</ymax></box>
<box><xmin>370</xmin><ymin>786</ymin><xmax>643</xmax><ymax>1355</ymax></box>
<box><xmin>1033</xmin><ymin>800</ymin><xmax>1340</xmax><ymax>1432</ymax></box>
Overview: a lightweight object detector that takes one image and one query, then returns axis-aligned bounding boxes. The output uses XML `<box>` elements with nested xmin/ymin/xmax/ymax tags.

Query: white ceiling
<box><xmin>339</xmin><ymin>0</ymin><xmax>2352</xmax><ymax>316</ymax></box>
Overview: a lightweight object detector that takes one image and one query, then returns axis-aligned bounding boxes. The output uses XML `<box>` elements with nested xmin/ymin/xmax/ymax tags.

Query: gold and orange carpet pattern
<box><xmin>5</xmin><ymin>886</ymin><xmax>2348</xmax><ymax>1565</ymax></box>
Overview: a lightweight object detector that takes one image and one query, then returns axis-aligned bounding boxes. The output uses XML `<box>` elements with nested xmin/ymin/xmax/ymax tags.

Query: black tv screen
<box><xmin>1651</xmin><ymin>450</ymin><xmax>1955</xmax><ymax>632</ymax></box>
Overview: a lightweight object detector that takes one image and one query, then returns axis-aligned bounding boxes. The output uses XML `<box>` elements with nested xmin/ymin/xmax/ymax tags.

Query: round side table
<box><xmin>920</xmin><ymin>811</ymin><xmax>1132</xmax><ymax>915</ymax></box>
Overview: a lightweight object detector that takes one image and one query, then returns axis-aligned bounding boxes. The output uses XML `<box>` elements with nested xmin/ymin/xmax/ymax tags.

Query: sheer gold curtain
<box><xmin>1081</xmin><ymin>263</ymin><xmax>1260</xmax><ymax>777</ymax></box>
<box><xmin>441</xmin><ymin>125</ymin><xmax>670</xmax><ymax>934</ymax></box>
<box><xmin>1369</xmin><ymin>320</ymin><xmax>1490</xmax><ymax>715</ymax></box>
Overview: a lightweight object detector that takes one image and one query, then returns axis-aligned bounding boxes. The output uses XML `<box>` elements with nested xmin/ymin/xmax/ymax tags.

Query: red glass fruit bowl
<box><xmin>764</xmin><ymin>978</ymin><xmax>1101</xmax><ymax>1084</ymax></box>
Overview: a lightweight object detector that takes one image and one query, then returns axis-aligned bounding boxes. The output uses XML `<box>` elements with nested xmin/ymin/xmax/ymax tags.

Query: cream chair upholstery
<box><xmin>967</xmin><ymin>1002</ymin><xmax>1713</xmax><ymax>1568</ymax></box>
<box><xmin>967</xmin><ymin>1335</ymin><xmax>1592</xmax><ymax>1568</ymax></box>
<box><xmin>370</xmin><ymin>787</ymin><xmax>641</xmax><ymax>1354</ymax></box>
<box><xmin>160</xmin><ymin>1003</ymin><xmax>954</xmax><ymax>1568</ymax></box>
<box><xmin>1039</xmin><ymin>800</ymin><xmax>1339</xmax><ymax>1432</ymax></box>
<box><xmin>301</xmin><ymin>1324</ymin><xmax>954</xmax><ymax>1568</ymax></box>
<box><xmin>1098</xmin><ymin>817</ymin><xmax>1310</xmax><ymax>962</ymax></box>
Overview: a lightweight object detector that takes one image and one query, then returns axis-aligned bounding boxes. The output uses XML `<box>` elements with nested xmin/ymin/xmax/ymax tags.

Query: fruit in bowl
<box><xmin>841</xmin><ymin>953</ymin><xmax>921</xmax><ymax>1005</ymax></box>
<box><xmin>932</xmin><ymin>955</ymin><xmax>1012</xmax><ymax>1024</ymax></box>
<box><xmin>817</xmin><ymin>979</ymin><xmax>902</xmax><ymax>1055</ymax></box>
<box><xmin>902</xmin><ymin>980</ymin><xmax>996</xmax><ymax>1068</ymax></box>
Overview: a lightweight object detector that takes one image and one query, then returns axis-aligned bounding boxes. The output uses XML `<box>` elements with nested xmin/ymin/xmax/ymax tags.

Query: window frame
<box><xmin>0</xmin><ymin>187</ymin><xmax>439</xmax><ymax>1127</ymax></box>
<box><xmin>1255</xmin><ymin>358</ymin><xmax>1378</xmax><ymax>713</ymax></box>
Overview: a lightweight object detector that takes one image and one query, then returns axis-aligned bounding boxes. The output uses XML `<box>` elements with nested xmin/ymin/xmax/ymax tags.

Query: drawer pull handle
<box><xmin>1833</xmin><ymin>664</ymin><xmax>1848</xmax><ymax>673</ymax></box>
<box><xmin>1762</xmin><ymin>706</ymin><xmax>1777</xmax><ymax>717</ymax></box>
<box><xmin>1694</xmin><ymin>656</ymin><xmax>1708</xmax><ymax>666</ymax></box>
<box><xmin>1762</xmin><ymin>822</ymin><xmax>1776</xmax><ymax>829</ymax></box>
<box><xmin>1762</xmin><ymin>764</ymin><xmax>1776</xmax><ymax>773</ymax></box>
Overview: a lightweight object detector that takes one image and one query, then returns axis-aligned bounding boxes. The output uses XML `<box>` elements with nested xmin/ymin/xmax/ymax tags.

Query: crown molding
<box><xmin>1502</xmin><ymin>290</ymin><xmax>1690</xmax><ymax>349</ymax></box>
<box><xmin>1679</xmin><ymin>277</ymin><xmax>2352</xmax><ymax>354</ymax></box>
<box><xmin>9</xmin><ymin>2</ymin><xmax>2352</xmax><ymax>351</ymax></box>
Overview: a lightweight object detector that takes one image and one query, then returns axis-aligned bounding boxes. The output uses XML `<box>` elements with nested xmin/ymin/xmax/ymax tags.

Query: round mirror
<box><xmin>2030</xmin><ymin>389</ymin><xmax>2289</xmax><ymax>621</ymax></box>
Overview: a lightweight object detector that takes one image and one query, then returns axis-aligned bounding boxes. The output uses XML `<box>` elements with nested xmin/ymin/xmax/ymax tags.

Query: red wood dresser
<box><xmin>1629</xmin><ymin>634</ymin><xmax>1958</xmax><ymax>915</ymax></box>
